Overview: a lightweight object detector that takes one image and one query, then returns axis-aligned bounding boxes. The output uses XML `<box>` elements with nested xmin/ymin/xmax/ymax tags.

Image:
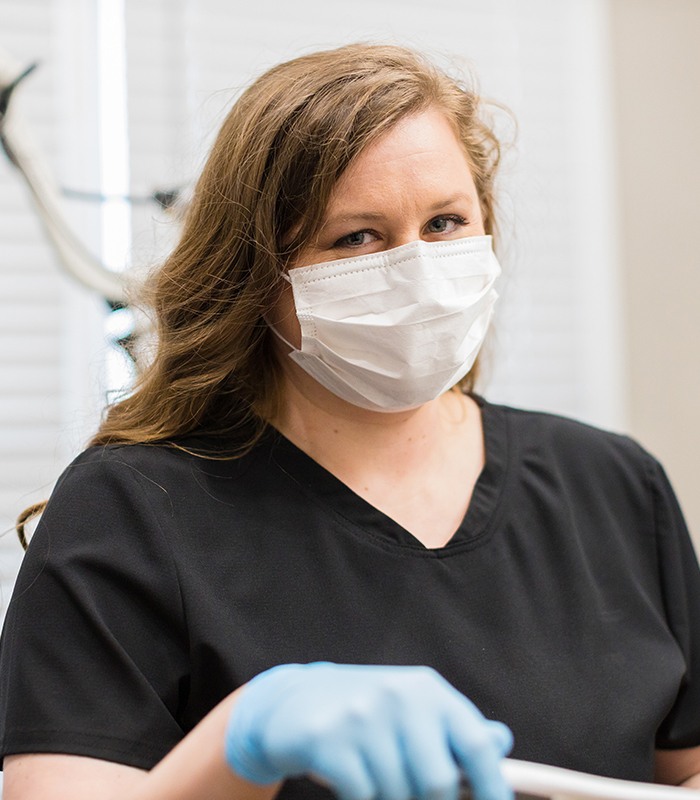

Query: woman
<box><xmin>1</xmin><ymin>43</ymin><xmax>699</xmax><ymax>800</ymax></box>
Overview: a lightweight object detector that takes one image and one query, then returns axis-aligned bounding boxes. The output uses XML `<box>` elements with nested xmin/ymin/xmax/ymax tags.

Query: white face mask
<box><xmin>272</xmin><ymin>235</ymin><xmax>501</xmax><ymax>412</ymax></box>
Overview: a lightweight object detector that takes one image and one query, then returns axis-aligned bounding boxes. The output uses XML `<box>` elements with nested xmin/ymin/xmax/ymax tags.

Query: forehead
<box><xmin>355</xmin><ymin>109</ymin><xmax>467</xmax><ymax>165</ymax></box>
<box><xmin>325</xmin><ymin>109</ymin><xmax>478</xmax><ymax>213</ymax></box>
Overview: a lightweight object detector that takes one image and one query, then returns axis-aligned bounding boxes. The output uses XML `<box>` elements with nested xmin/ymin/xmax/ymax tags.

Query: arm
<box><xmin>655</xmin><ymin>746</ymin><xmax>700</xmax><ymax>789</ymax></box>
<box><xmin>4</xmin><ymin>664</ymin><xmax>514</xmax><ymax>800</ymax></box>
<box><xmin>4</xmin><ymin>688</ymin><xmax>280</xmax><ymax>800</ymax></box>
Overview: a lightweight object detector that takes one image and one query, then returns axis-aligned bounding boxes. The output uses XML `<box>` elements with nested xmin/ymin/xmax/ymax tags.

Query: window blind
<box><xmin>0</xmin><ymin>0</ymin><xmax>105</xmax><ymax>615</ymax></box>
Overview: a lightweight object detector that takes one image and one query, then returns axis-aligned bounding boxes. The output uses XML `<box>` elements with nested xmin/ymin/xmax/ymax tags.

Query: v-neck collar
<box><xmin>266</xmin><ymin>395</ymin><xmax>509</xmax><ymax>556</ymax></box>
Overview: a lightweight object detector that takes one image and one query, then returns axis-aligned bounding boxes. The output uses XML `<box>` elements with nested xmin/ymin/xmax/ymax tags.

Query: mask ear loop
<box><xmin>265</xmin><ymin>270</ymin><xmax>298</xmax><ymax>352</ymax></box>
<box><xmin>268</xmin><ymin>322</ymin><xmax>298</xmax><ymax>352</ymax></box>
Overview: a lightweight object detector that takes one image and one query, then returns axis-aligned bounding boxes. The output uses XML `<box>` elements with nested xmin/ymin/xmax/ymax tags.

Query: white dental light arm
<box><xmin>0</xmin><ymin>47</ymin><xmax>128</xmax><ymax>304</ymax></box>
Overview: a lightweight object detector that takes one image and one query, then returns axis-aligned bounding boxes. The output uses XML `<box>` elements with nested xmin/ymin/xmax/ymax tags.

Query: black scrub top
<box><xmin>1</xmin><ymin>398</ymin><xmax>699</xmax><ymax>798</ymax></box>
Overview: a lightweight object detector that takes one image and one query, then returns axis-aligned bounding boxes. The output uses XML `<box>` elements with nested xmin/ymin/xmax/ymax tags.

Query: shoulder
<box><xmin>490</xmin><ymin>398</ymin><xmax>648</xmax><ymax>457</ymax></box>
<box><xmin>41</xmin><ymin>445</ymin><xmax>176</xmax><ymax>523</ymax></box>
<box><xmin>61</xmin><ymin>440</ymin><xmax>196</xmax><ymax>481</ymax></box>
<box><xmin>31</xmin><ymin>445</ymin><xmax>182</xmax><ymax>557</ymax></box>
<box><xmin>51</xmin><ymin>438</ymin><xmax>236</xmax><ymax>504</ymax></box>
<box><xmin>480</xmin><ymin>397</ymin><xmax>658</xmax><ymax>492</ymax></box>
<box><xmin>42</xmin><ymin>435</ymin><xmax>274</xmax><ymax>539</ymax></box>
<box><xmin>33</xmin><ymin>441</ymin><xmax>232</xmax><ymax>562</ymax></box>
<box><xmin>14</xmin><ymin>444</ymin><xmax>197</xmax><ymax>612</ymax></box>
<box><xmin>479</xmin><ymin>399</ymin><xmax>690</xmax><ymax>553</ymax></box>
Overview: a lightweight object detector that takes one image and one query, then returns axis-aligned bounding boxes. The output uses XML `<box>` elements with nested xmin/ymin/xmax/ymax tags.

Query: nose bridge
<box><xmin>386</xmin><ymin>217</ymin><xmax>424</xmax><ymax>250</ymax></box>
<box><xmin>390</xmin><ymin>232</ymin><xmax>421</xmax><ymax>249</ymax></box>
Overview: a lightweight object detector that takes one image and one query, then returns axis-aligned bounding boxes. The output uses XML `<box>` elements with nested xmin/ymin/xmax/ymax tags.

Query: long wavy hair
<box><xmin>95</xmin><ymin>43</ymin><xmax>504</xmax><ymax>451</ymax></box>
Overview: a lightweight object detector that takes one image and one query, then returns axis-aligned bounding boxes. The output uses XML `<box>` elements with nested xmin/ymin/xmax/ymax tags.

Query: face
<box><xmin>268</xmin><ymin>108</ymin><xmax>486</xmax><ymax>407</ymax></box>
<box><xmin>270</xmin><ymin>108</ymin><xmax>485</xmax><ymax>338</ymax></box>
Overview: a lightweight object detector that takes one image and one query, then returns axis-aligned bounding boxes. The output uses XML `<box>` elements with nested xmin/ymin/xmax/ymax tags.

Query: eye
<box><xmin>333</xmin><ymin>230</ymin><xmax>378</xmax><ymax>249</ymax></box>
<box><xmin>425</xmin><ymin>214</ymin><xmax>468</xmax><ymax>235</ymax></box>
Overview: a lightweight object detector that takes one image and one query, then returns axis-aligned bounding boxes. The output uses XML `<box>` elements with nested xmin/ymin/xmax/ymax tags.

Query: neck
<box><xmin>269</xmin><ymin>372</ymin><xmax>485</xmax><ymax>549</ymax></box>
<box><xmin>270</xmin><ymin>376</ymin><xmax>475</xmax><ymax>479</ymax></box>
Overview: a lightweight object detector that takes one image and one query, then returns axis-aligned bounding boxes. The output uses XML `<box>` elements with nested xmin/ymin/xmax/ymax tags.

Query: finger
<box><xmin>309</xmin><ymin>746</ymin><xmax>376</xmax><ymax>800</ymax></box>
<box><xmin>400</xmin><ymin>714</ymin><xmax>461</xmax><ymax>800</ymax></box>
<box><xmin>446</xmin><ymin>707</ymin><xmax>513</xmax><ymax>800</ymax></box>
<box><xmin>361</xmin><ymin>728</ymin><xmax>413</xmax><ymax>800</ymax></box>
<box><xmin>488</xmin><ymin>721</ymin><xmax>513</xmax><ymax>757</ymax></box>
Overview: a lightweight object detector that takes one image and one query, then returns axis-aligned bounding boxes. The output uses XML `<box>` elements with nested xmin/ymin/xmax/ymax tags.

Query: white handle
<box><xmin>502</xmin><ymin>758</ymin><xmax>700</xmax><ymax>800</ymax></box>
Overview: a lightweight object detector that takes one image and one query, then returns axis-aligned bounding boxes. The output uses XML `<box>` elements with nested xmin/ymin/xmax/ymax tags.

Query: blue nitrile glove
<box><xmin>225</xmin><ymin>662</ymin><xmax>513</xmax><ymax>800</ymax></box>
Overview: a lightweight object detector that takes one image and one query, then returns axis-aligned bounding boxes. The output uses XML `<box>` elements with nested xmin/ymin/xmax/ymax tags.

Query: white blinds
<box><xmin>0</xmin><ymin>0</ymin><xmax>64</xmax><ymax>597</ymax></box>
<box><xmin>0</xmin><ymin>0</ymin><xmax>106</xmax><ymax>607</ymax></box>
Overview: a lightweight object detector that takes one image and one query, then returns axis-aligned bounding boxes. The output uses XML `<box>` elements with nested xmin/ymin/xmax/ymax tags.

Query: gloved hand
<box><xmin>225</xmin><ymin>662</ymin><xmax>513</xmax><ymax>800</ymax></box>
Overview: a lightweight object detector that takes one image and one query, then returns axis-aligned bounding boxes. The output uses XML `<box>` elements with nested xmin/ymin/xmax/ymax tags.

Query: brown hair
<box><xmin>89</xmin><ymin>43</ymin><xmax>503</xmax><ymax>452</ymax></box>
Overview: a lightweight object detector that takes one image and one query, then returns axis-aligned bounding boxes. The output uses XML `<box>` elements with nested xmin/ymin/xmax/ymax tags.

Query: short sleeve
<box><xmin>650</xmin><ymin>455</ymin><xmax>700</xmax><ymax>749</ymax></box>
<box><xmin>0</xmin><ymin>448</ymin><xmax>190</xmax><ymax>769</ymax></box>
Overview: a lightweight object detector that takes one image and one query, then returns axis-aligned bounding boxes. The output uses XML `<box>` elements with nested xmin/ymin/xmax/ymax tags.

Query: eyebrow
<box><xmin>323</xmin><ymin>193</ymin><xmax>475</xmax><ymax>227</ymax></box>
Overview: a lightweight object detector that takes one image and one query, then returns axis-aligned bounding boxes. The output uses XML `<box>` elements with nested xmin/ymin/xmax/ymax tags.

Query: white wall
<box><xmin>609</xmin><ymin>0</ymin><xmax>700</xmax><ymax>546</ymax></box>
